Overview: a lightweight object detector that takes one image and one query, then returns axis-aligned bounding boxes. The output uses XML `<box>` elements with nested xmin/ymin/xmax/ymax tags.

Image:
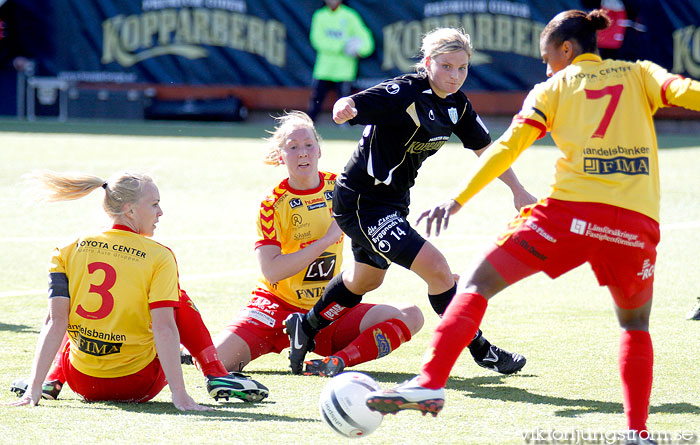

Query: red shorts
<box><xmin>61</xmin><ymin>341</ymin><xmax>166</xmax><ymax>402</ymax></box>
<box><xmin>224</xmin><ymin>289</ymin><xmax>375</xmax><ymax>361</ymax></box>
<box><xmin>487</xmin><ymin>198</ymin><xmax>659</xmax><ymax>309</ymax></box>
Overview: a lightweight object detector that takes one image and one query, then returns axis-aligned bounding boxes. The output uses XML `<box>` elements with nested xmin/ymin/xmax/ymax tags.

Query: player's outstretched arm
<box><xmin>151</xmin><ymin>307</ymin><xmax>212</xmax><ymax>412</ymax></box>
<box><xmin>416</xmin><ymin>199</ymin><xmax>462</xmax><ymax>238</ymax></box>
<box><xmin>8</xmin><ymin>297</ymin><xmax>70</xmax><ymax>407</ymax></box>
<box><xmin>257</xmin><ymin>220</ymin><xmax>343</xmax><ymax>284</ymax></box>
<box><xmin>473</xmin><ymin>144</ymin><xmax>537</xmax><ymax>211</ymax></box>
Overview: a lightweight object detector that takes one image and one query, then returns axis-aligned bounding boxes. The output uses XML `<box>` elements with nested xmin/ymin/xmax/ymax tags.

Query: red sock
<box><xmin>619</xmin><ymin>330</ymin><xmax>653</xmax><ymax>432</ymax></box>
<box><xmin>175</xmin><ymin>290</ymin><xmax>228</xmax><ymax>378</ymax></box>
<box><xmin>418</xmin><ymin>292</ymin><xmax>488</xmax><ymax>389</ymax></box>
<box><xmin>46</xmin><ymin>333</ymin><xmax>69</xmax><ymax>383</ymax></box>
<box><xmin>334</xmin><ymin>319</ymin><xmax>411</xmax><ymax>367</ymax></box>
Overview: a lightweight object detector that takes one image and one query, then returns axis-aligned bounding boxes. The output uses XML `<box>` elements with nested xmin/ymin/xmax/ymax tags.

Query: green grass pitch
<box><xmin>0</xmin><ymin>119</ymin><xmax>698</xmax><ymax>444</ymax></box>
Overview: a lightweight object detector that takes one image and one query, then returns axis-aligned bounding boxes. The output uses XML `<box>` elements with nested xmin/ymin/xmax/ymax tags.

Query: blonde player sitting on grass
<box><xmin>207</xmin><ymin>111</ymin><xmax>425</xmax><ymax>376</ymax></box>
<box><xmin>9</xmin><ymin>171</ymin><xmax>267</xmax><ymax>410</ymax></box>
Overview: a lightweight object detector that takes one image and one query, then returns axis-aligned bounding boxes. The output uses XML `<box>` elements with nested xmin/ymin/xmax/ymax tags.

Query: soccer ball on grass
<box><xmin>318</xmin><ymin>371</ymin><xmax>383</xmax><ymax>438</ymax></box>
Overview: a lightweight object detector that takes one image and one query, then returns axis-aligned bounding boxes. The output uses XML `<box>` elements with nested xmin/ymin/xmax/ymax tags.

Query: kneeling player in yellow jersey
<box><xmin>9</xmin><ymin>171</ymin><xmax>267</xmax><ymax>410</ymax></box>
<box><xmin>212</xmin><ymin>111</ymin><xmax>425</xmax><ymax>377</ymax></box>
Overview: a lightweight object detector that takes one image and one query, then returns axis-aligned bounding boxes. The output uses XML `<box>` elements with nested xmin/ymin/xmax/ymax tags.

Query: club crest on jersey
<box><xmin>428</xmin><ymin>109</ymin><xmax>435</xmax><ymax>120</ymax></box>
<box><xmin>448</xmin><ymin>107</ymin><xmax>458</xmax><ymax>124</ymax></box>
<box><xmin>324</xmin><ymin>191</ymin><xmax>333</xmax><ymax>201</ymax></box>
<box><xmin>289</xmin><ymin>198</ymin><xmax>302</xmax><ymax>208</ymax></box>
<box><xmin>385</xmin><ymin>83</ymin><xmax>400</xmax><ymax>94</ymax></box>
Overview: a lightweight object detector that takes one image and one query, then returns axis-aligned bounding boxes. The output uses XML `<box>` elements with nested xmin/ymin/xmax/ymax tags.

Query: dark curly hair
<box><xmin>541</xmin><ymin>9</ymin><xmax>611</xmax><ymax>53</ymax></box>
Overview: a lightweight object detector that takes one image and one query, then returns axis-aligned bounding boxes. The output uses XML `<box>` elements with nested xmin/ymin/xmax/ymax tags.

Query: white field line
<box><xmin>2</xmin><ymin>219</ymin><xmax>698</xmax><ymax>298</ymax></box>
<box><xmin>0</xmin><ymin>268</ymin><xmax>257</xmax><ymax>299</ymax></box>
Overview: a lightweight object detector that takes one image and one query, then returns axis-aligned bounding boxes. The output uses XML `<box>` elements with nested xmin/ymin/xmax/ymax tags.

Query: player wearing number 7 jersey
<box><xmin>366</xmin><ymin>9</ymin><xmax>700</xmax><ymax>440</ymax></box>
<box><xmin>9</xmin><ymin>171</ymin><xmax>268</xmax><ymax>411</ymax></box>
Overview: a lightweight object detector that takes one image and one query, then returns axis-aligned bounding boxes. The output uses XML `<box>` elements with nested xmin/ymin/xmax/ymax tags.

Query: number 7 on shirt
<box><xmin>584</xmin><ymin>84</ymin><xmax>624</xmax><ymax>139</ymax></box>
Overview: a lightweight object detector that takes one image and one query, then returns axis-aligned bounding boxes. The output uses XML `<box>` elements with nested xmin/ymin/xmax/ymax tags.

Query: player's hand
<box><xmin>7</xmin><ymin>386</ymin><xmax>42</xmax><ymax>407</ymax></box>
<box><xmin>512</xmin><ymin>187</ymin><xmax>537</xmax><ymax>211</ymax></box>
<box><xmin>172</xmin><ymin>392</ymin><xmax>213</xmax><ymax>412</ymax></box>
<box><xmin>322</xmin><ymin>220</ymin><xmax>344</xmax><ymax>247</ymax></box>
<box><xmin>333</xmin><ymin>98</ymin><xmax>357</xmax><ymax>124</ymax></box>
<box><xmin>343</xmin><ymin>37</ymin><xmax>362</xmax><ymax>57</ymax></box>
<box><xmin>416</xmin><ymin>199</ymin><xmax>462</xmax><ymax>237</ymax></box>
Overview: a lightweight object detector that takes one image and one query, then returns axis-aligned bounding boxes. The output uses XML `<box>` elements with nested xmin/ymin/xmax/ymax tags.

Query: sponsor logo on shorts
<box><xmin>373</xmin><ymin>329</ymin><xmax>392</xmax><ymax>358</ymax></box>
<box><xmin>511</xmin><ymin>233</ymin><xmax>547</xmax><ymax>260</ymax></box>
<box><xmin>584</xmin><ymin>224</ymin><xmax>645</xmax><ymax>248</ymax></box>
<box><xmin>378</xmin><ymin>239</ymin><xmax>391</xmax><ymax>252</ymax></box>
<box><xmin>303</xmin><ymin>253</ymin><xmax>336</xmax><ymax>282</ymax></box>
<box><xmin>572</xmin><ymin>218</ymin><xmax>645</xmax><ymax>248</ymax></box>
<box><xmin>583</xmin><ymin>156</ymin><xmax>650</xmax><ymax>175</ymax></box>
<box><xmin>242</xmin><ymin>308</ymin><xmax>276</xmax><ymax>328</ymax></box>
<box><xmin>367</xmin><ymin>211</ymin><xmax>403</xmax><ymax>244</ymax></box>
<box><xmin>637</xmin><ymin>259</ymin><xmax>655</xmax><ymax>280</ymax></box>
<box><xmin>321</xmin><ymin>303</ymin><xmax>347</xmax><ymax>321</ymax></box>
<box><xmin>570</xmin><ymin>218</ymin><xmax>587</xmax><ymax>235</ymax></box>
<box><xmin>525</xmin><ymin>221</ymin><xmax>557</xmax><ymax>242</ymax></box>
<box><xmin>250</xmin><ymin>296</ymin><xmax>279</xmax><ymax>315</ymax></box>
<box><xmin>289</xmin><ymin>198</ymin><xmax>302</xmax><ymax>208</ymax></box>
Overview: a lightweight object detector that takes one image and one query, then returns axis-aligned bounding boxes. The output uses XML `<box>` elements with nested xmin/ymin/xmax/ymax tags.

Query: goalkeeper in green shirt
<box><xmin>307</xmin><ymin>0</ymin><xmax>374</xmax><ymax>122</ymax></box>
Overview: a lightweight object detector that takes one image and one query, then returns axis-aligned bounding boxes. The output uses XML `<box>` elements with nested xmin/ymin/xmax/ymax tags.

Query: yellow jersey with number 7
<box><xmin>514</xmin><ymin>53</ymin><xmax>700</xmax><ymax>221</ymax></box>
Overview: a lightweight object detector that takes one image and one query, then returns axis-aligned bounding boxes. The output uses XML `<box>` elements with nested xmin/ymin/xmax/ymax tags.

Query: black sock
<box><xmin>302</xmin><ymin>272</ymin><xmax>363</xmax><ymax>335</ymax></box>
<box><xmin>467</xmin><ymin>329</ymin><xmax>491</xmax><ymax>360</ymax></box>
<box><xmin>428</xmin><ymin>283</ymin><xmax>457</xmax><ymax>316</ymax></box>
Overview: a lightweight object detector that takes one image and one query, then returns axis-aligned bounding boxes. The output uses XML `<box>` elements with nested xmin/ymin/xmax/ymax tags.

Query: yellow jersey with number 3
<box><xmin>49</xmin><ymin>225</ymin><xmax>181</xmax><ymax>378</ymax></box>
<box><xmin>255</xmin><ymin>172</ymin><xmax>343</xmax><ymax>310</ymax></box>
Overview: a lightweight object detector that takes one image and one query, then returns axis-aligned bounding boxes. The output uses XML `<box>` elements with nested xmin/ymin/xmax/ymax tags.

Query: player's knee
<box><xmin>618</xmin><ymin>317</ymin><xmax>650</xmax><ymax>331</ymax></box>
<box><xmin>422</xmin><ymin>268</ymin><xmax>453</xmax><ymax>292</ymax></box>
<box><xmin>400</xmin><ymin>304</ymin><xmax>424</xmax><ymax>335</ymax></box>
<box><xmin>345</xmin><ymin>273</ymin><xmax>384</xmax><ymax>294</ymax></box>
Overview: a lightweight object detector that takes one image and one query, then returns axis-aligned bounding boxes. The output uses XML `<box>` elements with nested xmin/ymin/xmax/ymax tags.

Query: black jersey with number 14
<box><xmin>337</xmin><ymin>73</ymin><xmax>491</xmax><ymax>208</ymax></box>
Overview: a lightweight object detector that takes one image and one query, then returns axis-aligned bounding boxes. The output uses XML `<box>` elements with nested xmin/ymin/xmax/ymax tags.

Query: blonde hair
<box><xmin>25</xmin><ymin>170</ymin><xmax>154</xmax><ymax>218</ymax></box>
<box><xmin>263</xmin><ymin>110</ymin><xmax>321</xmax><ymax>166</ymax></box>
<box><xmin>415</xmin><ymin>27</ymin><xmax>473</xmax><ymax>75</ymax></box>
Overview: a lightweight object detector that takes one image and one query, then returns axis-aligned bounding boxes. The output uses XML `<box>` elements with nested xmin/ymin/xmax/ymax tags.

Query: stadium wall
<box><xmin>1</xmin><ymin>0</ymin><xmax>699</xmax><ymax>119</ymax></box>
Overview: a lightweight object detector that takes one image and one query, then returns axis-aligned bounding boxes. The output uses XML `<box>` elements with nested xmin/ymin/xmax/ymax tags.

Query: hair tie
<box><xmin>101</xmin><ymin>182</ymin><xmax>108</xmax><ymax>189</ymax></box>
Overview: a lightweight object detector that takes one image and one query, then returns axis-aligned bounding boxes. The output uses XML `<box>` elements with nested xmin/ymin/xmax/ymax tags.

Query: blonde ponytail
<box><xmin>25</xmin><ymin>170</ymin><xmax>154</xmax><ymax>218</ymax></box>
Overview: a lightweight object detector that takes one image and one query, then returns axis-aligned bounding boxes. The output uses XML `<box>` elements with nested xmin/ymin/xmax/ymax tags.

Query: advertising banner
<box><xmin>10</xmin><ymin>0</ymin><xmax>700</xmax><ymax>91</ymax></box>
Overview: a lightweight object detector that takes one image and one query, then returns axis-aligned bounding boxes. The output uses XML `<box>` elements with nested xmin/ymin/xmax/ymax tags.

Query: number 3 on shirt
<box><xmin>584</xmin><ymin>84</ymin><xmax>623</xmax><ymax>138</ymax></box>
<box><xmin>76</xmin><ymin>261</ymin><xmax>116</xmax><ymax>320</ymax></box>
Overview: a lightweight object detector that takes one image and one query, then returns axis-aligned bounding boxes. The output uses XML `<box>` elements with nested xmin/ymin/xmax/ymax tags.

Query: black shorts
<box><xmin>332</xmin><ymin>185</ymin><xmax>426</xmax><ymax>270</ymax></box>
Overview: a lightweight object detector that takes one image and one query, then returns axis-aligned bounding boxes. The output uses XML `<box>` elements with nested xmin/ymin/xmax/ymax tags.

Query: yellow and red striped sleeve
<box><xmin>255</xmin><ymin>182</ymin><xmax>288</xmax><ymax>249</ymax></box>
<box><xmin>641</xmin><ymin>61</ymin><xmax>700</xmax><ymax>111</ymax></box>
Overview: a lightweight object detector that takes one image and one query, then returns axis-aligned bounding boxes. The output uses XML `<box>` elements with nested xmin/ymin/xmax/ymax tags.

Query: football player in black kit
<box><xmin>285</xmin><ymin>27</ymin><xmax>536</xmax><ymax>377</ymax></box>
